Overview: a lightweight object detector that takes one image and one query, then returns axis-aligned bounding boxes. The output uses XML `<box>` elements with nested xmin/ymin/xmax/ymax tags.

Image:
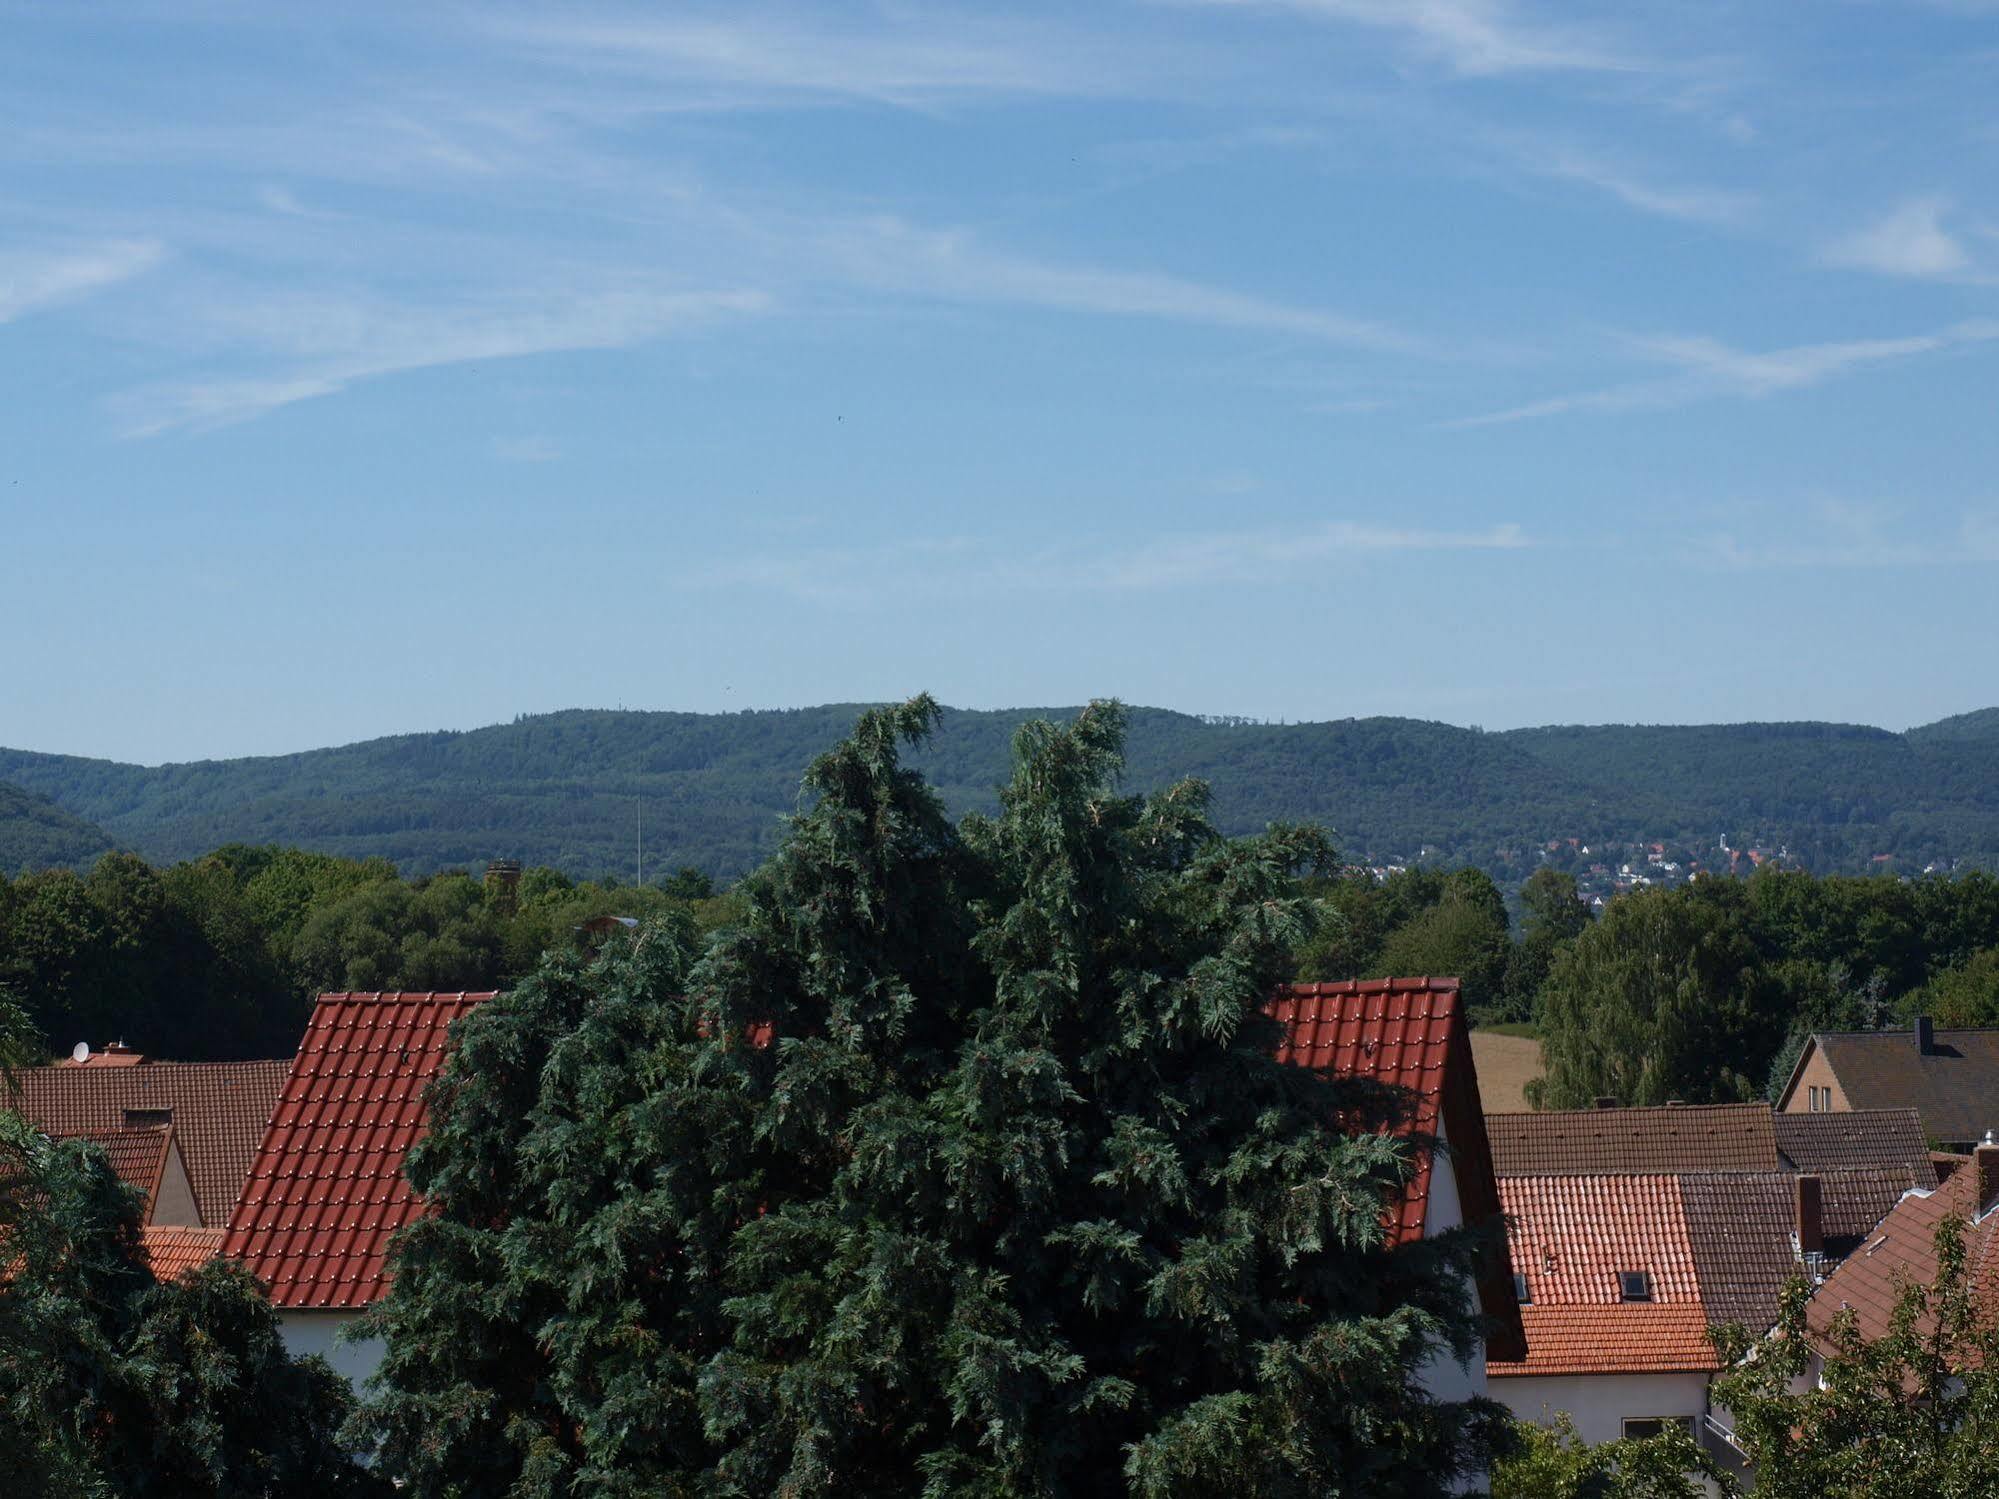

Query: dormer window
<box><xmin>1619</xmin><ymin>1270</ymin><xmax>1653</xmax><ymax>1302</ymax></box>
<box><xmin>1513</xmin><ymin>1273</ymin><xmax>1531</xmax><ymax>1305</ymax></box>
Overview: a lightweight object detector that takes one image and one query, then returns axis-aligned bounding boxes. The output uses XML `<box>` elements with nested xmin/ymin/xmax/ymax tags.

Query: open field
<box><xmin>1471</xmin><ymin>1030</ymin><xmax>1542</xmax><ymax>1113</ymax></box>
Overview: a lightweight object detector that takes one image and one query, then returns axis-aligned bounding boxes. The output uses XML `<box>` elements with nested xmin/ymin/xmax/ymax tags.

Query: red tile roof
<box><xmin>1270</xmin><ymin>978</ymin><xmax>1462</xmax><ymax>1246</ymax></box>
<box><xmin>1492</xmin><ymin>1174</ymin><xmax>1715</xmax><ymax>1376</ymax></box>
<box><xmin>1499</xmin><ymin>1305</ymin><xmax>1719</xmax><ymax>1377</ymax></box>
<box><xmin>1268</xmin><ymin>978</ymin><xmax>1525</xmax><ymax>1361</ymax></box>
<box><xmin>8</xmin><ymin>1059</ymin><xmax>289</xmax><ymax>1228</ymax></box>
<box><xmin>61</xmin><ymin>1125</ymin><xmax>175</xmax><ymax>1217</ymax></box>
<box><xmin>141</xmin><ymin>1224</ymin><xmax>226</xmax><ymax>1282</ymax></box>
<box><xmin>1502</xmin><ymin>1174</ymin><xmax>1702</xmax><ymax>1305</ymax></box>
<box><xmin>222</xmin><ymin>992</ymin><xmax>495</xmax><ymax>1310</ymax></box>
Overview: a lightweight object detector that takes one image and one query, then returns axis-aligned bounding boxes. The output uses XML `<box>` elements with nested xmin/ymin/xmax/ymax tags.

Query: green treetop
<box><xmin>356</xmin><ymin>697</ymin><xmax>1512</xmax><ymax>1496</ymax></box>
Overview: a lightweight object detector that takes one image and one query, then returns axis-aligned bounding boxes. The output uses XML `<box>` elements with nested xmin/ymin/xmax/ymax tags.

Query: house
<box><xmin>1268</xmin><ymin>977</ymin><xmax>1527</xmax><ymax>1406</ymax></box>
<box><xmin>1484</xmin><ymin>1101</ymin><xmax>1933</xmax><ymax>1464</ymax></box>
<box><xmin>1802</xmin><ymin>1142</ymin><xmax>1999</xmax><ymax>1359</ymax></box>
<box><xmin>222</xmin><ymin>991</ymin><xmax>496</xmax><ymax>1391</ymax></box>
<box><xmin>1777</xmin><ymin>1019</ymin><xmax>1999</xmax><ymax>1150</ymax></box>
<box><xmin>8</xmin><ymin>1050</ymin><xmax>290</xmax><ymax>1227</ymax></box>
<box><xmin>1488</xmin><ymin>1172</ymin><xmax>1720</xmax><ymax>1445</ymax></box>
<box><xmin>56</xmin><ymin>1123</ymin><xmax>204</xmax><ymax>1226</ymax></box>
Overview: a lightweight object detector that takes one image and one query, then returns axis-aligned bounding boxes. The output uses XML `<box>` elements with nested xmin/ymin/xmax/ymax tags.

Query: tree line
<box><xmin>7</xmin><ymin>825</ymin><xmax>1999</xmax><ymax>1092</ymax></box>
<box><xmin>0</xmin><ymin>846</ymin><xmax>736</xmax><ymax>1061</ymax></box>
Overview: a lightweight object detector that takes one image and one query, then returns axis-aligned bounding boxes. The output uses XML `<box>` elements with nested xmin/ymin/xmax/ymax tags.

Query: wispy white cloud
<box><xmin>120</xmin><ymin>284</ymin><xmax>769</xmax><ymax>434</ymax></box>
<box><xmin>689</xmin><ymin>519</ymin><xmax>1529</xmax><ymax>604</ymax></box>
<box><xmin>256</xmin><ymin>185</ymin><xmax>344</xmax><ymax>220</ymax></box>
<box><xmin>1178</xmin><ymin>0</ymin><xmax>1637</xmax><ymax>76</ymax></box>
<box><xmin>483</xmin><ymin>10</ymin><xmax>1144</xmax><ymax>106</ymax></box>
<box><xmin>494</xmin><ymin>435</ymin><xmax>560</xmax><ymax>462</ymax></box>
<box><xmin>0</xmin><ymin>240</ymin><xmax>163</xmax><ymax>324</ymax></box>
<box><xmin>1824</xmin><ymin>197</ymin><xmax>1973</xmax><ymax>279</ymax></box>
<box><xmin>1699</xmin><ymin>503</ymin><xmax>1999</xmax><ymax>569</ymax></box>
<box><xmin>1453</xmin><ymin>320</ymin><xmax>1999</xmax><ymax>425</ymax></box>
<box><xmin>818</xmin><ymin>215</ymin><xmax>1421</xmax><ymax>352</ymax></box>
<box><xmin>1519</xmin><ymin>144</ymin><xmax>1753</xmax><ymax>225</ymax></box>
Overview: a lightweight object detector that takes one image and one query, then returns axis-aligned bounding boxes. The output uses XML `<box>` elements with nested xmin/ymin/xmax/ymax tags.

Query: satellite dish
<box><xmin>71</xmin><ymin>1041</ymin><xmax>91</xmax><ymax>1064</ymax></box>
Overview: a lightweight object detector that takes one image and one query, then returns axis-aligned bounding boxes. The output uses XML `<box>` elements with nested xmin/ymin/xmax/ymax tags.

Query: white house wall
<box><xmin>279</xmin><ymin>1310</ymin><xmax>385</xmax><ymax>1395</ymax></box>
<box><xmin>1493</xmin><ymin>1370</ymin><xmax>1710</xmax><ymax>1446</ymax></box>
<box><xmin>1417</xmin><ymin>1115</ymin><xmax>1489</xmax><ymax>1400</ymax></box>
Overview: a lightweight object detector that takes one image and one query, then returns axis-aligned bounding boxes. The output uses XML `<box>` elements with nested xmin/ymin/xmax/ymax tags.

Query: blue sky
<box><xmin>3</xmin><ymin>2</ymin><xmax>1997</xmax><ymax>763</ymax></box>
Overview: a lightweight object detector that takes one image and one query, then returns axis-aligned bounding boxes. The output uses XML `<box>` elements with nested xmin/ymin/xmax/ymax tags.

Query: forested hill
<box><xmin>0</xmin><ymin>781</ymin><xmax>116</xmax><ymax>873</ymax></box>
<box><xmin>3</xmin><ymin>704</ymin><xmax>1998</xmax><ymax>882</ymax></box>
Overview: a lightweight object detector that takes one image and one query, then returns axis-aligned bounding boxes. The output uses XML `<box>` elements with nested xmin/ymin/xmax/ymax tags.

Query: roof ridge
<box><xmin>313</xmin><ymin>990</ymin><xmax>502</xmax><ymax>1004</ymax></box>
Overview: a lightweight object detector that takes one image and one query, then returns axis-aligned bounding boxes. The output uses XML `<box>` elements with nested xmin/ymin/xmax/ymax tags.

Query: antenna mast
<box><xmin>637</xmin><ymin>797</ymin><xmax>644</xmax><ymax>887</ymax></box>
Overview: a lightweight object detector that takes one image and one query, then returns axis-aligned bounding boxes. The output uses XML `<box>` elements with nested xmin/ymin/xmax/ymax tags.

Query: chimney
<box><xmin>1794</xmin><ymin>1173</ymin><xmax>1823</xmax><ymax>1257</ymax></box>
<box><xmin>1978</xmin><ymin>1142</ymin><xmax>1999</xmax><ymax>1220</ymax></box>
<box><xmin>1916</xmin><ymin>1016</ymin><xmax>1935</xmax><ymax>1056</ymax></box>
<box><xmin>1594</xmin><ymin>1096</ymin><xmax>1620</xmax><ymax>1110</ymax></box>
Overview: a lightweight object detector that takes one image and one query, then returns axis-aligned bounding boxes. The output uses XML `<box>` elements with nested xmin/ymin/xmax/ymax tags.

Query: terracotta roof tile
<box><xmin>60</xmin><ymin>1124</ymin><xmax>173</xmax><ymax>1212</ymax></box>
<box><xmin>1501</xmin><ymin>1174</ymin><xmax>1701</xmax><ymax>1306</ymax></box>
<box><xmin>141</xmin><ymin>1225</ymin><xmax>226</xmax><ymax>1282</ymax></box>
<box><xmin>1269</xmin><ymin>978</ymin><xmax>1465</xmax><ymax>1247</ymax></box>
<box><xmin>1488</xmin><ymin>1103</ymin><xmax>1777</xmax><ymax>1176</ymax></box>
<box><xmin>1268</xmin><ymin>979</ymin><xmax>1525</xmax><ymax>1362</ymax></box>
<box><xmin>1492</xmin><ymin>1304</ymin><xmax>1719</xmax><ymax>1377</ymax></box>
<box><xmin>8</xmin><ymin>1059</ymin><xmax>288</xmax><ymax>1227</ymax></box>
<box><xmin>221</xmin><ymin>992</ymin><xmax>494</xmax><ymax>1310</ymax></box>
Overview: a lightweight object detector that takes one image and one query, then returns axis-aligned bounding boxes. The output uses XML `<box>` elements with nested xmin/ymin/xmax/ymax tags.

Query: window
<box><xmin>122</xmin><ymin>1107</ymin><xmax>172</xmax><ymax>1129</ymax></box>
<box><xmin>1513</xmin><ymin>1273</ymin><xmax>1531</xmax><ymax>1305</ymax></box>
<box><xmin>1621</xmin><ymin>1417</ymin><xmax>1694</xmax><ymax>1442</ymax></box>
<box><xmin>1618</xmin><ymin>1270</ymin><xmax>1653</xmax><ymax>1302</ymax></box>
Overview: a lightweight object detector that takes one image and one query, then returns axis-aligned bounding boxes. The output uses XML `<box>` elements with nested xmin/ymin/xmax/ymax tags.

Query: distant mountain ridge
<box><xmin>0</xmin><ymin>782</ymin><xmax>116</xmax><ymax>874</ymax></box>
<box><xmin>3</xmin><ymin>704</ymin><xmax>1997</xmax><ymax>882</ymax></box>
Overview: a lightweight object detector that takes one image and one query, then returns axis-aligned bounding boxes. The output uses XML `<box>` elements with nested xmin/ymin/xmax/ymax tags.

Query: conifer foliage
<box><xmin>0</xmin><ymin>1112</ymin><xmax>381</xmax><ymax>1497</ymax></box>
<box><xmin>359</xmin><ymin>698</ymin><xmax>1511</xmax><ymax>1495</ymax></box>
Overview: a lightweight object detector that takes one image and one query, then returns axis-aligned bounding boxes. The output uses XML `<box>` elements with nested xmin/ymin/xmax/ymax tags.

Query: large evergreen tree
<box><xmin>358</xmin><ymin>698</ymin><xmax>1512</xmax><ymax>1495</ymax></box>
<box><xmin>0</xmin><ymin>1112</ymin><xmax>382</xmax><ymax>1497</ymax></box>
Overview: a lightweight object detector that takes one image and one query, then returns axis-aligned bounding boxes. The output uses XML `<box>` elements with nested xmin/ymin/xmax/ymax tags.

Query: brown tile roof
<box><xmin>1801</xmin><ymin>1029</ymin><xmax>1999</xmax><ymax>1146</ymax></box>
<box><xmin>60</xmin><ymin>1125</ymin><xmax>174</xmax><ymax>1216</ymax></box>
<box><xmin>1679</xmin><ymin>1172</ymin><xmax>1803</xmax><ymax>1333</ymax></box>
<box><xmin>1495</xmin><ymin>1304</ymin><xmax>1719</xmax><ymax>1377</ymax></box>
<box><xmin>1806</xmin><ymin>1167</ymin><xmax>1992</xmax><ymax>1348</ymax></box>
<box><xmin>1488</xmin><ymin>1103</ymin><xmax>1777</xmax><ymax>1176</ymax></box>
<box><xmin>223</xmin><ymin>992</ymin><xmax>495</xmax><ymax>1310</ymax></box>
<box><xmin>141</xmin><ymin>1225</ymin><xmax>226</xmax><ymax>1282</ymax></box>
<box><xmin>1817</xmin><ymin>1166</ymin><xmax>1930</xmax><ymax>1244</ymax></box>
<box><xmin>1268</xmin><ymin>978</ymin><xmax>1524</xmax><ymax>1362</ymax></box>
<box><xmin>7</xmin><ymin>1059</ymin><xmax>289</xmax><ymax>1228</ymax></box>
<box><xmin>1774</xmin><ymin>1108</ymin><xmax>1933</xmax><ymax>1179</ymax></box>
